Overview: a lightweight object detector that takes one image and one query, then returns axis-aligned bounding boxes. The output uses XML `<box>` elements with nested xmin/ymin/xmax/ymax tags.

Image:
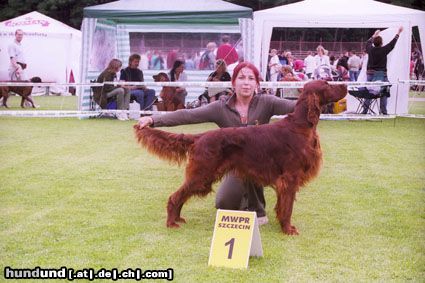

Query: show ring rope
<box><xmin>0</xmin><ymin>80</ymin><xmax>423</xmax><ymax>119</ymax></box>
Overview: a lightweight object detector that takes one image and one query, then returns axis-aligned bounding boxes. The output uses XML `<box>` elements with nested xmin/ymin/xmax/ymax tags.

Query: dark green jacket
<box><xmin>152</xmin><ymin>94</ymin><xmax>296</xmax><ymax>128</ymax></box>
<box><xmin>93</xmin><ymin>70</ymin><xmax>117</xmax><ymax>109</ymax></box>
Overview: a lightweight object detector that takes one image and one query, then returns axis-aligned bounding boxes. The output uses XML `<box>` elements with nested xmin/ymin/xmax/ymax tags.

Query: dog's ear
<box><xmin>307</xmin><ymin>92</ymin><xmax>321</xmax><ymax>126</ymax></box>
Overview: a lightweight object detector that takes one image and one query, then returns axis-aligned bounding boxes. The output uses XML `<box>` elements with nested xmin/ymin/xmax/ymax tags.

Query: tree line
<box><xmin>0</xmin><ymin>0</ymin><xmax>422</xmax><ymax>37</ymax></box>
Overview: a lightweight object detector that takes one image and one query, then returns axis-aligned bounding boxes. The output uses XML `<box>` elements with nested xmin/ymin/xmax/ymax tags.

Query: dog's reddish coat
<box><xmin>134</xmin><ymin>80</ymin><xmax>347</xmax><ymax>235</ymax></box>
<box><xmin>153</xmin><ymin>73</ymin><xmax>185</xmax><ymax>111</ymax></box>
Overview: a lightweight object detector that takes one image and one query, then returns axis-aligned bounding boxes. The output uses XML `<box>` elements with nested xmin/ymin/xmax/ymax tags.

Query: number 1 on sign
<box><xmin>225</xmin><ymin>238</ymin><xmax>235</xmax><ymax>259</ymax></box>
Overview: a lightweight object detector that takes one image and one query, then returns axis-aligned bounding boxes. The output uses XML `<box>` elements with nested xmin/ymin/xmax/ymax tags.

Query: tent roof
<box><xmin>254</xmin><ymin>0</ymin><xmax>425</xmax><ymax>25</ymax></box>
<box><xmin>84</xmin><ymin>0</ymin><xmax>252</xmax><ymax>24</ymax></box>
<box><xmin>0</xmin><ymin>11</ymin><xmax>81</xmax><ymax>36</ymax></box>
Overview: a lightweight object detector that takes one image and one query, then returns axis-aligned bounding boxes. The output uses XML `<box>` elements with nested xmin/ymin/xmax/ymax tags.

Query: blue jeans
<box><xmin>363</xmin><ymin>71</ymin><xmax>389</xmax><ymax>115</ymax></box>
<box><xmin>349</xmin><ymin>70</ymin><xmax>359</xmax><ymax>81</ymax></box>
<box><xmin>131</xmin><ymin>88</ymin><xmax>156</xmax><ymax>110</ymax></box>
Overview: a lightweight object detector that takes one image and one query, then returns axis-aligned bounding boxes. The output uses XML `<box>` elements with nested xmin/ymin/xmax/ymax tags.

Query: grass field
<box><xmin>0</xmin><ymin>116</ymin><xmax>424</xmax><ymax>282</ymax></box>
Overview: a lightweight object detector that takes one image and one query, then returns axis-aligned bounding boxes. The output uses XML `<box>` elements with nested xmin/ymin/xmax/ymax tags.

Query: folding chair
<box><xmin>348</xmin><ymin>85</ymin><xmax>390</xmax><ymax>114</ymax></box>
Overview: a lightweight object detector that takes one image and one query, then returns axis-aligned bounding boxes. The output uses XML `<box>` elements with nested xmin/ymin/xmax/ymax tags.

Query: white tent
<box><xmin>0</xmin><ymin>11</ymin><xmax>81</xmax><ymax>93</ymax></box>
<box><xmin>253</xmin><ymin>0</ymin><xmax>425</xmax><ymax>114</ymax></box>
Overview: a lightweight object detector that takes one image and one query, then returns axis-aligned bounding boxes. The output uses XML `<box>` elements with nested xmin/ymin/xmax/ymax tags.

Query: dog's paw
<box><xmin>175</xmin><ymin>216</ymin><xmax>186</xmax><ymax>223</ymax></box>
<box><xmin>166</xmin><ymin>222</ymin><xmax>180</xmax><ymax>228</ymax></box>
<box><xmin>282</xmin><ymin>225</ymin><xmax>299</xmax><ymax>236</ymax></box>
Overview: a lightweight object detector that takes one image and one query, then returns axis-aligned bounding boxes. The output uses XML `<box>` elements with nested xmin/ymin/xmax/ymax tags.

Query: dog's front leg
<box><xmin>275</xmin><ymin>177</ymin><xmax>299</xmax><ymax>235</ymax></box>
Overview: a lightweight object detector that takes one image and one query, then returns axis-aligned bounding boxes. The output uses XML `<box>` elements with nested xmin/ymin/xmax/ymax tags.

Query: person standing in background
<box><xmin>268</xmin><ymin>49</ymin><xmax>281</xmax><ymax>95</ymax></box>
<box><xmin>304</xmin><ymin>51</ymin><xmax>316</xmax><ymax>79</ymax></box>
<box><xmin>216</xmin><ymin>35</ymin><xmax>238</xmax><ymax>66</ymax></box>
<box><xmin>362</xmin><ymin>26</ymin><xmax>403</xmax><ymax>115</ymax></box>
<box><xmin>8</xmin><ymin>29</ymin><xmax>26</xmax><ymax>81</ymax></box>
<box><xmin>347</xmin><ymin>51</ymin><xmax>361</xmax><ymax>81</ymax></box>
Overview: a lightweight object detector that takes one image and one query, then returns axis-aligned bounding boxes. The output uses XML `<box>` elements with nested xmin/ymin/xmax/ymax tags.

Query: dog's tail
<box><xmin>134</xmin><ymin>125</ymin><xmax>198</xmax><ymax>165</ymax></box>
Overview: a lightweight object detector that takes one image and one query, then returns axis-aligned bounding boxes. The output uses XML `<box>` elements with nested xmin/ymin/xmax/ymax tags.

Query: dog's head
<box><xmin>300</xmin><ymin>80</ymin><xmax>347</xmax><ymax>126</ymax></box>
<box><xmin>303</xmin><ymin>80</ymin><xmax>347</xmax><ymax>105</ymax></box>
<box><xmin>153</xmin><ymin>72</ymin><xmax>170</xmax><ymax>82</ymax></box>
<box><xmin>30</xmin><ymin>77</ymin><xmax>42</xmax><ymax>83</ymax></box>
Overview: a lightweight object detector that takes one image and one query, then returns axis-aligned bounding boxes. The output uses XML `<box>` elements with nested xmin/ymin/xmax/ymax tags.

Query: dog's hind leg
<box><xmin>166</xmin><ymin>177</ymin><xmax>215</xmax><ymax>228</ymax></box>
<box><xmin>275</xmin><ymin>175</ymin><xmax>299</xmax><ymax>235</ymax></box>
<box><xmin>1</xmin><ymin>92</ymin><xmax>9</xmax><ymax>108</ymax></box>
<box><xmin>21</xmin><ymin>96</ymin><xmax>36</xmax><ymax>108</ymax></box>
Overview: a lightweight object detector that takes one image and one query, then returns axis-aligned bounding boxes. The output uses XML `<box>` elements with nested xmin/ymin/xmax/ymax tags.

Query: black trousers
<box><xmin>215</xmin><ymin>173</ymin><xmax>266</xmax><ymax>217</ymax></box>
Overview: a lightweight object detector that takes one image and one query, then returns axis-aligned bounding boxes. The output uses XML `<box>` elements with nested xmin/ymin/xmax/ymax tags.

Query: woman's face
<box><xmin>176</xmin><ymin>64</ymin><xmax>184</xmax><ymax>74</ymax></box>
<box><xmin>216</xmin><ymin>62</ymin><xmax>226</xmax><ymax>73</ymax></box>
<box><xmin>114</xmin><ymin>64</ymin><xmax>122</xmax><ymax>72</ymax></box>
<box><xmin>233</xmin><ymin>67</ymin><xmax>258</xmax><ymax>99</ymax></box>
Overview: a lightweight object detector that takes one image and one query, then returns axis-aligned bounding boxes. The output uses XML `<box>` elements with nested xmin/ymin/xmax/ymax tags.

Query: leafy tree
<box><xmin>0</xmin><ymin>0</ymin><xmax>422</xmax><ymax>30</ymax></box>
<box><xmin>0</xmin><ymin>0</ymin><xmax>114</xmax><ymax>29</ymax></box>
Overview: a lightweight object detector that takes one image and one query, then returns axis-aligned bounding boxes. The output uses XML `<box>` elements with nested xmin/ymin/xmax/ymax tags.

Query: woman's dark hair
<box><xmin>170</xmin><ymin>60</ymin><xmax>184</xmax><ymax>81</ymax></box>
<box><xmin>373</xmin><ymin>36</ymin><xmax>383</xmax><ymax>47</ymax></box>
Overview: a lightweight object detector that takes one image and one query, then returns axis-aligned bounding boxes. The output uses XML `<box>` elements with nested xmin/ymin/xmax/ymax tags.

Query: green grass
<box><xmin>0</xmin><ymin>117</ymin><xmax>424</xmax><ymax>282</ymax></box>
<box><xmin>2</xmin><ymin>95</ymin><xmax>78</xmax><ymax>111</ymax></box>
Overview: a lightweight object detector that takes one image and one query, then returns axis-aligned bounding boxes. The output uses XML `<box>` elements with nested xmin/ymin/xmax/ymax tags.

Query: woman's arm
<box><xmin>137</xmin><ymin>102</ymin><xmax>222</xmax><ymax>129</ymax></box>
<box><xmin>269</xmin><ymin>95</ymin><xmax>297</xmax><ymax>115</ymax></box>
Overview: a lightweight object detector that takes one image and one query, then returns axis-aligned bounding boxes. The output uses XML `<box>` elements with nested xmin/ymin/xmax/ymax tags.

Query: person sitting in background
<box><xmin>95</xmin><ymin>58</ymin><xmax>130</xmax><ymax>121</ymax></box>
<box><xmin>279</xmin><ymin>65</ymin><xmax>302</xmax><ymax>99</ymax></box>
<box><xmin>199</xmin><ymin>59</ymin><xmax>232</xmax><ymax>104</ymax></box>
<box><xmin>293</xmin><ymin>58</ymin><xmax>306</xmax><ymax>80</ymax></box>
<box><xmin>120</xmin><ymin>54</ymin><xmax>156</xmax><ymax>111</ymax></box>
<box><xmin>169</xmin><ymin>60</ymin><xmax>188</xmax><ymax>106</ymax></box>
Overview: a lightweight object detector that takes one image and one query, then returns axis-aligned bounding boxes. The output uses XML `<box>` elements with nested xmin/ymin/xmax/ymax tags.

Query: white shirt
<box><xmin>139</xmin><ymin>54</ymin><xmax>149</xmax><ymax>70</ymax></box>
<box><xmin>269</xmin><ymin>54</ymin><xmax>281</xmax><ymax>75</ymax></box>
<box><xmin>348</xmin><ymin>55</ymin><xmax>361</xmax><ymax>71</ymax></box>
<box><xmin>175</xmin><ymin>72</ymin><xmax>187</xmax><ymax>82</ymax></box>
<box><xmin>304</xmin><ymin>55</ymin><xmax>316</xmax><ymax>74</ymax></box>
<box><xmin>314</xmin><ymin>55</ymin><xmax>330</xmax><ymax>68</ymax></box>
<box><xmin>8</xmin><ymin>40</ymin><xmax>25</xmax><ymax>64</ymax></box>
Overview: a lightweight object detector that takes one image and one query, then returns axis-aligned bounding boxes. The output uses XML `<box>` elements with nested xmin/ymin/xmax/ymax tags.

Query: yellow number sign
<box><xmin>208</xmin><ymin>209</ymin><xmax>263</xmax><ymax>269</ymax></box>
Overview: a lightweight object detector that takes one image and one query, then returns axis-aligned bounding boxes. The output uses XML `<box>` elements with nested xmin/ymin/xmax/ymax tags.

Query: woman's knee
<box><xmin>215</xmin><ymin>176</ymin><xmax>246</xmax><ymax>210</ymax></box>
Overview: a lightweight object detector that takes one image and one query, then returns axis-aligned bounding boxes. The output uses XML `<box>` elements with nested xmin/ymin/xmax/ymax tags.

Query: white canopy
<box><xmin>253</xmin><ymin>0</ymin><xmax>425</xmax><ymax>114</ymax></box>
<box><xmin>0</xmin><ymin>11</ymin><xmax>81</xmax><ymax>92</ymax></box>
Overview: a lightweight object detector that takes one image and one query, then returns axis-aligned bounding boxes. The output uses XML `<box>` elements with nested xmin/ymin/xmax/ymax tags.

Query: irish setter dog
<box><xmin>134</xmin><ymin>80</ymin><xmax>347</xmax><ymax>235</ymax></box>
<box><xmin>0</xmin><ymin>77</ymin><xmax>41</xmax><ymax>108</ymax></box>
<box><xmin>153</xmin><ymin>72</ymin><xmax>185</xmax><ymax>111</ymax></box>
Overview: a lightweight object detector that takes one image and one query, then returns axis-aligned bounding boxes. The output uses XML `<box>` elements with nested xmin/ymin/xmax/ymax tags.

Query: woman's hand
<box><xmin>397</xmin><ymin>26</ymin><xmax>403</xmax><ymax>35</ymax></box>
<box><xmin>373</xmin><ymin>30</ymin><xmax>380</xmax><ymax>38</ymax></box>
<box><xmin>137</xmin><ymin>116</ymin><xmax>153</xmax><ymax>129</ymax></box>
